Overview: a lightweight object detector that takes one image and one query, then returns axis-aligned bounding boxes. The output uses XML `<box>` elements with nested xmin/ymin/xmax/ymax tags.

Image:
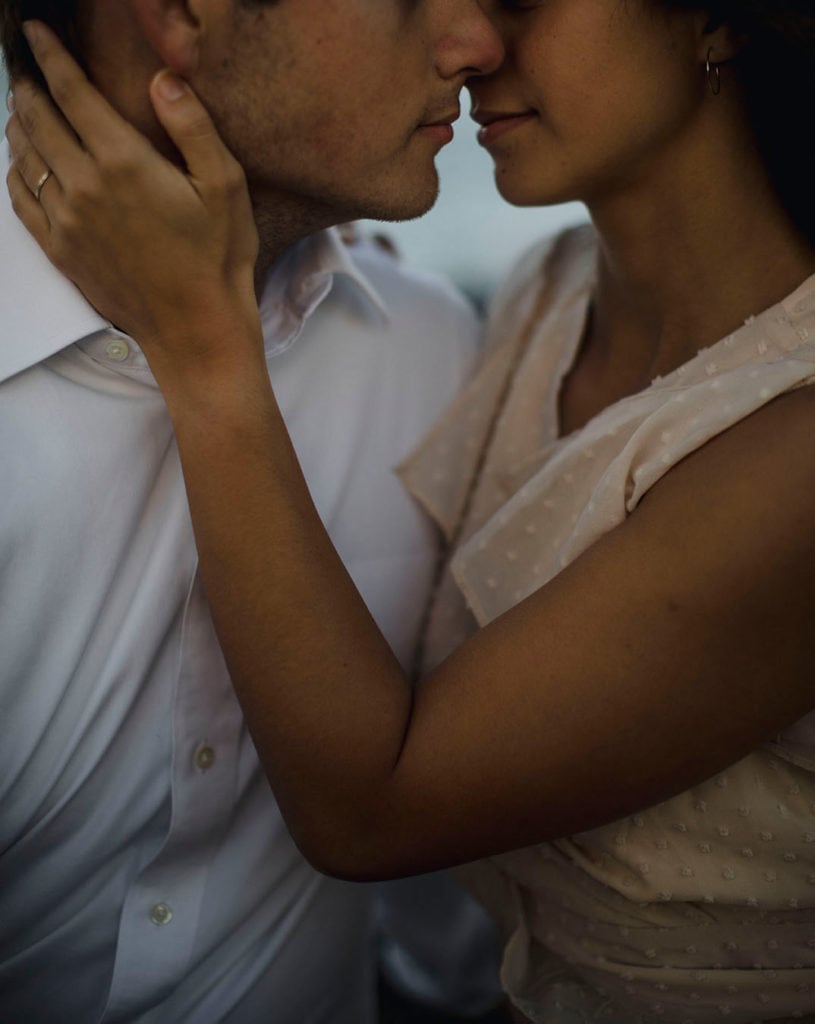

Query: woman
<box><xmin>7</xmin><ymin>2</ymin><xmax>815</xmax><ymax>1021</ymax></box>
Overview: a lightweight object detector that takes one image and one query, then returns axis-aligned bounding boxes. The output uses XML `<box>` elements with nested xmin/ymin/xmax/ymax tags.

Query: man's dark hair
<box><xmin>0</xmin><ymin>2</ymin><xmax>88</xmax><ymax>85</ymax></box>
<box><xmin>0</xmin><ymin>0</ymin><xmax>275</xmax><ymax>87</ymax></box>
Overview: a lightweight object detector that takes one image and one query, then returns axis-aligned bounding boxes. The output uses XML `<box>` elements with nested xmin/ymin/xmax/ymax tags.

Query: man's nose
<box><xmin>434</xmin><ymin>0</ymin><xmax>505</xmax><ymax>80</ymax></box>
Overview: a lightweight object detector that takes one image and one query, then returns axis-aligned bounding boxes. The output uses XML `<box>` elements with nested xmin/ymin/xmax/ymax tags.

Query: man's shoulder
<box><xmin>320</xmin><ymin>228</ymin><xmax>481</xmax><ymax>412</ymax></box>
<box><xmin>340</xmin><ymin>228</ymin><xmax>480</xmax><ymax>342</ymax></box>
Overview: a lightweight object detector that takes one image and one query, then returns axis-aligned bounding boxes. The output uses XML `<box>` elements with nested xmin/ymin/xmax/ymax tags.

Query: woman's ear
<box><xmin>127</xmin><ymin>0</ymin><xmax>202</xmax><ymax>76</ymax></box>
<box><xmin>700</xmin><ymin>18</ymin><xmax>748</xmax><ymax>65</ymax></box>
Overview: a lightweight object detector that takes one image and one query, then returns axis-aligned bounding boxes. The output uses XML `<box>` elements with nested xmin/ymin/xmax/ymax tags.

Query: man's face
<box><xmin>192</xmin><ymin>0</ymin><xmax>503</xmax><ymax>224</ymax></box>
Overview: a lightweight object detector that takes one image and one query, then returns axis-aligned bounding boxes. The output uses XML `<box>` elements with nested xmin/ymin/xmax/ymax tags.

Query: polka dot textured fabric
<box><xmin>398</xmin><ymin>227</ymin><xmax>815</xmax><ymax>1022</ymax></box>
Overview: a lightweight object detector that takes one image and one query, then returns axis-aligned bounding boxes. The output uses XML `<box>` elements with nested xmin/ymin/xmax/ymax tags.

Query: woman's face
<box><xmin>469</xmin><ymin>0</ymin><xmax>711</xmax><ymax>208</ymax></box>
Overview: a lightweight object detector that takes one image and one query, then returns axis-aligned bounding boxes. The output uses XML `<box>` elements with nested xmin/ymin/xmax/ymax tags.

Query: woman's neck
<box><xmin>586</xmin><ymin>96</ymin><xmax>815</xmax><ymax>386</ymax></box>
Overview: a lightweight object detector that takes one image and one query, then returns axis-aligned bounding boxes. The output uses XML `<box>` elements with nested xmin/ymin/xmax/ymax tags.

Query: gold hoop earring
<box><xmin>706</xmin><ymin>47</ymin><xmax>721</xmax><ymax>96</ymax></box>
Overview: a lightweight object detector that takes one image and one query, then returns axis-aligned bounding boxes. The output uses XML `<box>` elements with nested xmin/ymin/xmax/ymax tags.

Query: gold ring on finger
<box><xmin>34</xmin><ymin>168</ymin><xmax>53</xmax><ymax>201</ymax></box>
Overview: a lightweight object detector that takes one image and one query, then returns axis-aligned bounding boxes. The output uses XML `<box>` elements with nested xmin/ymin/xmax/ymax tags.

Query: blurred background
<box><xmin>1</xmin><ymin>68</ymin><xmax>587</xmax><ymax>303</ymax></box>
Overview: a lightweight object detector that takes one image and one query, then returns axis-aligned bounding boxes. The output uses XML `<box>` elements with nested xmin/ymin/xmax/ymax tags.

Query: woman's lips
<box><xmin>475</xmin><ymin>111</ymin><xmax>537</xmax><ymax>147</ymax></box>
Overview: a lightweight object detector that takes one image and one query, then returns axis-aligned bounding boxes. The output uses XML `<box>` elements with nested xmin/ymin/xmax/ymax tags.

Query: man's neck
<box><xmin>250</xmin><ymin>188</ymin><xmax>355</xmax><ymax>297</ymax></box>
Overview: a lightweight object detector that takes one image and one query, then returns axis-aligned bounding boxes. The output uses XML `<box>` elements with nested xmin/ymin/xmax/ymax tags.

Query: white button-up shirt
<box><xmin>0</xmin><ymin>156</ymin><xmax>483</xmax><ymax>1023</ymax></box>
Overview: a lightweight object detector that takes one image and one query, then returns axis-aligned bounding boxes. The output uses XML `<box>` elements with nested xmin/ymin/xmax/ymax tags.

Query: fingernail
<box><xmin>22</xmin><ymin>21</ymin><xmax>40</xmax><ymax>50</ymax></box>
<box><xmin>155</xmin><ymin>71</ymin><xmax>188</xmax><ymax>103</ymax></box>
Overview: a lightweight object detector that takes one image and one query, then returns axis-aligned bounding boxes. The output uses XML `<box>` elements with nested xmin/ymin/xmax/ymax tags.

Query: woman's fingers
<box><xmin>6</xmin><ymin>162</ymin><xmax>51</xmax><ymax>249</ymax></box>
<box><xmin>19</xmin><ymin>19</ymin><xmax>242</xmax><ymax>206</ymax></box>
<box><xmin>9</xmin><ymin>74</ymin><xmax>91</xmax><ymax>186</ymax></box>
<box><xmin>5</xmin><ymin>109</ymin><xmax>64</xmax><ymax>213</ymax></box>
<box><xmin>5</xmin><ymin>24</ymin><xmax>257</xmax><ymax>344</ymax></box>
<box><xmin>149</xmin><ymin>71</ymin><xmax>247</xmax><ymax>199</ymax></box>
<box><xmin>21</xmin><ymin>20</ymin><xmax>140</xmax><ymax>160</ymax></box>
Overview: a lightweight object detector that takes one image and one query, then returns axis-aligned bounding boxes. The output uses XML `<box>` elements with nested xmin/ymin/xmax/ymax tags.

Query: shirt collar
<box><xmin>0</xmin><ymin>139</ymin><xmax>388</xmax><ymax>382</ymax></box>
<box><xmin>0</xmin><ymin>142</ymin><xmax>111</xmax><ymax>384</ymax></box>
<box><xmin>259</xmin><ymin>226</ymin><xmax>389</xmax><ymax>358</ymax></box>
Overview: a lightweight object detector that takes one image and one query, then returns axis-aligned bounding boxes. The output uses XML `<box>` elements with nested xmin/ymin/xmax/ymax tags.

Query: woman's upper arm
<box><xmin>375</xmin><ymin>385</ymin><xmax>815</xmax><ymax>875</ymax></box>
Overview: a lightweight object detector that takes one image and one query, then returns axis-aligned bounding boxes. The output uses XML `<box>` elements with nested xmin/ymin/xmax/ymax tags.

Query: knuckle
<box><xmin>64</xmin><ymin>172</ymin><xmax>97</xmax><ymax>209</ymax></box>
<box><xmin>52</xmin><ymin>204</ymin><xmax>81</xmax><ymax>240</ymax></box>
<box><xmin>48</xmin><ymin>236</ymin><xmax>65</xmax><ymax>262</ymax></box>
<box><xmin>95</xmin><ymin>147</ymin><xmax>129</xmax><ymax>179</ymax></box>
<box><xmin>15</xmin><ymin>95</ymin><xmax>40</xmax><ymax>136</ymax></box>
<box><xmin>96</xmin><ymin>143</ymin><xmax>142</xmax><ymax>184</ymax></box>
<box><xmin>7</xmin><ymin>175</ymin><xmax>23</xmax><ymax>215</ymax></box>
<box><xmin>223</xmin><ymin>160</ymin><xmax>246</xmax><ymax>195</ymax></box>
<box><xmin>12</xmin><ymin>147</ymin><xmax>35</xmax><ymax>184</ymax></box>
<box><xmin>50</xmin><ymin>248</ymin><xmax>71</xmax><ymax>277</ymax></box>
<box><xmin>4</xmin><ymin>110</ymin><xmax>18</xmax><ymax>143</ymax></box>
<box><xmin>184</xmin><ymin>114</ymin><xmax>214</xmax><ymax>142</ymax></box>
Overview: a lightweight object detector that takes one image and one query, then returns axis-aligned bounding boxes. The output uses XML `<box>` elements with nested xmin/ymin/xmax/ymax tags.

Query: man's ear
<box><xmin>127</xmin><ymin>0</ymin><xmax>202</xmax><ymax>76</ymax></box>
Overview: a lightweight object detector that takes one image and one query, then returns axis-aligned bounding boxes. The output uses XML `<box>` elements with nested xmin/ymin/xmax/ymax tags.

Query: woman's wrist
<box><xmin>135</xmin><ymin>293</ymin><xmax>264</xmax><ymax>387</ymax></box>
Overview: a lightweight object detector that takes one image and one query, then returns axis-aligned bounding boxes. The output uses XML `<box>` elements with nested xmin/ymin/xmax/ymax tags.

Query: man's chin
<box><xmin>246</xmin><ymin>168</ymin><xmax>440</xmax><ymax>249</ymax></box>
<box><xmin>363</xmin><ymin>178</ymin><xmax>440</xmax><ymax>225</ymax></box>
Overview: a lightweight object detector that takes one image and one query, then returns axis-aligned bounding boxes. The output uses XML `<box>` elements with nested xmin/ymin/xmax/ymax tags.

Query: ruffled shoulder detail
<box><xmin>451</xmin><ymin>280</ymin><xmax>815</xmax><ymax>626</ymax></box>
<box><xmin>397</xmin><ymin>225</ymin><xmax>597</xmax><ymax>540</ymax></box>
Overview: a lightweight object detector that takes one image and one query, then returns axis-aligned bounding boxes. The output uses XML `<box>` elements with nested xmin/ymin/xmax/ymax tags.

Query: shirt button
<box><xmin>149</xmin><ymin>902</ymin><xmax>173</xmax><ymax>926</ymax></box>
<box><xmin>193</xmin><ymin>743</ymin><xmax>216</xmax><ymax>773</ymax></box>
<box><xmin>105</xmin><ymin>338</ymin><xmax>130</xmax><ymax>362</ymax></box>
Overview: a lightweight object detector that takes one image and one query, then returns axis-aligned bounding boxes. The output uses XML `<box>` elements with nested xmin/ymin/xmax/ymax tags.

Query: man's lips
<box><xmin>417</xmin><ymin>108</ymin><xmax>460</xmax><ymax>144</ymax></box>
<box><xmin>472</xmin><ymin>109</ymin><xmax>537</xmax><ymax>146</ymax></box>
<box><xmin>419</xmin><ymin>108</ymin><xmax>461</xmax><ymax>129</ymax></box>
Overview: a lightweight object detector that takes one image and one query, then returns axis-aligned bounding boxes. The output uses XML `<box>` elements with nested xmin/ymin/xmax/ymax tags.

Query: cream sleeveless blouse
<box><xmin>398</xmin><ymin>227</ymin><xmax>815</xmax><ymax>1023</ymax></box>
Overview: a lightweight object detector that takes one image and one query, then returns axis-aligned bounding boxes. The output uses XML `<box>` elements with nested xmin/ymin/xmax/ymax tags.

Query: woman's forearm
<box><xmin>163</xmin><ymin>336</ymin><xmax>416</xmax><ymax>877</ymax></box>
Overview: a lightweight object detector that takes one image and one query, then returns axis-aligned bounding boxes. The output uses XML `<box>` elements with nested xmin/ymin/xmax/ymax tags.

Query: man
<box><xmin>0</xmin><ymin>2</ymin><xmax>505</xmax><ymax>1021</ymax></box>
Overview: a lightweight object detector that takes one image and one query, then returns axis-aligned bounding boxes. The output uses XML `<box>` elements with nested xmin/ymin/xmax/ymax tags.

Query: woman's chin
<box><xmin>492</xmin><ymin>169</ymin><xmax>573</xmax><ymax>210</ymax></box>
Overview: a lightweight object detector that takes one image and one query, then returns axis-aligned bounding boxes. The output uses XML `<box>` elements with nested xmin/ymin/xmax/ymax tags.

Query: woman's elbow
<box><xmin>289</xmin><ymin>816</ymin><xmax>422</xmax><ymax>882</ymax></box>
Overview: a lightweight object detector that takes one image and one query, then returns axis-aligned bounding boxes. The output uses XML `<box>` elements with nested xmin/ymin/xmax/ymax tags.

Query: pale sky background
<box><xmin>361</xmin><ymin>114</ymin><xmax>588</xmax><ymax>301</ymax></box>
<box><xmin>1</xmin><ymin>68</ymin><xmax>588</xmax><ymax>300</ymax></box>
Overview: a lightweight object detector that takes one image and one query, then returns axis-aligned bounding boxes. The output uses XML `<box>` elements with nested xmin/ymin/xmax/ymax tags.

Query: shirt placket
<box><xmin>102</xmin><ymin>568</ymin><xmax>244</xmax><ymax>1022</ymax></box>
